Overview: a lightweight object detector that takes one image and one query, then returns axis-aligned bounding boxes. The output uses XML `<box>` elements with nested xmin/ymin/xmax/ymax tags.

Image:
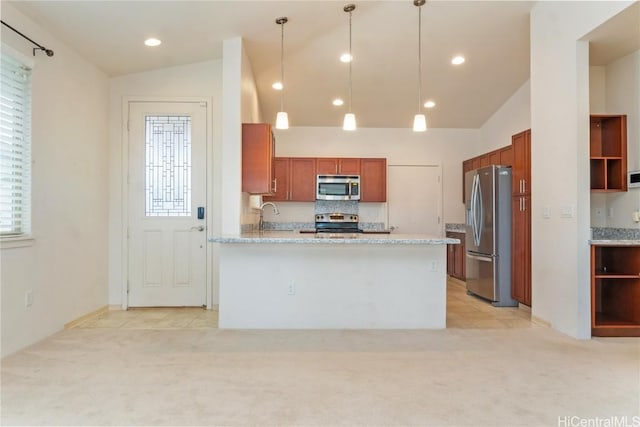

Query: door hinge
<box><xmin>438</xmin><ymin>216</ymin><xmax>441</xmax><ymax>224</ymax></box>
<box><xmin>127</xmin><ymin>280</ymin><xmax>130</xmax><ymax>294</ymax></box>
<box><xmin>127</xmin><ymin>120</ymin><xmax>130</xmax><ymax>131</ymax></box>
<box><xmin>438</xmin><ymin>175</ymin><xmax>441</xmax><ymax>183</ymax></box>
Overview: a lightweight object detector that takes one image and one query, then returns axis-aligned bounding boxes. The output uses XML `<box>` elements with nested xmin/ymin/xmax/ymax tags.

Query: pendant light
<box><xmin>343</xmin><ymin>4</ymin><xmax>356</xmax><ymax>131</ymax></box>
<box><xmin>413</xmin><ymin>0</ymin><xmax>427</xmax><ymax>132</ymax></box>
<box><xmin>275</xmin><ymin>17</ymin><xmax>289</xmax><ymax>130</ymax></box>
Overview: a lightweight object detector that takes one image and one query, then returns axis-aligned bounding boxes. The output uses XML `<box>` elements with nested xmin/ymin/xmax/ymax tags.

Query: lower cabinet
<box><xmin>446</xmin><ymin>232</ymin><xmax>465</xmax><ymax>281</ymax></box>
<box><xmin>591</xmin><ymin>245</ymin><xmax>640</xmax><ymax>337</ymax></box>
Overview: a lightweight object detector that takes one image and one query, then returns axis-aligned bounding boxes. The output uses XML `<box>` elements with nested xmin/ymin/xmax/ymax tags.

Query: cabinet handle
<box><xmin>523</xmin><ymin>197</ymin><xmax>526</xmax><ymax>211</ymax></box>
<box><xmin>272</xmin><ymin>178</ymin><xmax>277</xmax><ymax>193</ymax></box>
<box><xmin>520</xmin><ymin>197</ymin><xmax>523</xmax><ymax>212</ymax></box>
<box><xmin>523</xmin><ymin>180</ymin><xmax>526</xmax><ymax>193</ymax></box>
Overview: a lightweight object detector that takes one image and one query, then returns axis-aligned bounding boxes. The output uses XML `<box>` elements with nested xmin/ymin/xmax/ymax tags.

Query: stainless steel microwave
<box><xmin>316</xmin><ymin>175</ymin><xmax>360</xmax><ymax>200</ymax></box>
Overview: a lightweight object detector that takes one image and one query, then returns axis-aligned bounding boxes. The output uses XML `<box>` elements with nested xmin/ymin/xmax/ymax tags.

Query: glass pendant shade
<box><xmin>413</xmin><ymin>113</ymin><xmax>427</xmax><ymax>132</ymax></box>
<box><xmin>343</xmin><ymin>113</ymin><xmax>357</xmax><ymax>131</ymax></box>
<box><xmin>276</xmin><ymin>111</ymin><xmax>289</xmax><ymax>130</ymax></box>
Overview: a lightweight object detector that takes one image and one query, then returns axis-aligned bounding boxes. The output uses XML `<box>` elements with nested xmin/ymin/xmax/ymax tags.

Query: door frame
<box><xmin>387</xmin><ymin>163</ymin><xmax>444</xmax><ymax>236</ymax></box>
<box><xmin>120</xmin><ymin>96</ymin><xmax>213</xmax><ymax>310</ymax></box>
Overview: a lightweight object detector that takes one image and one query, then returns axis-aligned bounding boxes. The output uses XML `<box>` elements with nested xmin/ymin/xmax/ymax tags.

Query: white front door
<box><xmin>388</xmin><ymin>165</ymin><xmax>443</xmax><ymax>235</ymax></box>
<box><xmin>128</xmin><ymin>101</ymin><xmax>207</xmax><ymax>307</ymax></box>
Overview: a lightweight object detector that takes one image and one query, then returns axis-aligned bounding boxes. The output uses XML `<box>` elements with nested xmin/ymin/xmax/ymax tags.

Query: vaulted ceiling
<box><xmin>6</xmin><ymin>1</ymin><xmax>639</xmax><ymax>129</ymax></box>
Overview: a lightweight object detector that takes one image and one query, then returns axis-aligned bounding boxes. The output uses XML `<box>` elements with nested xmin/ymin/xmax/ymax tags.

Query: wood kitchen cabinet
<box><xmin>591</xmin><ymin>245</ymin><xmax>640</xmax><ymax>337</ymax></box>
<box><xmin>263</xmin><ymin>158</ymin><xmax>316</xmax><ymax>202</ymax></box>
<box><xmin>242</xmin><ymin>123</ymin><xmax>275</xmax><ymax>194</ymax></box>
<box><xmin>446</xmin><ymin>232</ymin><xmax>466</xmax><ymax>281</ymax></box>
<box><xmin>316</xmin><ymin>158</ymin><xmax>361</xmax><ymax>175</ymax></box>
<box><xmin>360</xmin><ymin>158</ymin><xmax>387</xmax><ymax>202</ymax></box>
<box><xmin>590</xmin><ymin>115</ymin><xmax>627</xmax><ymax>192</ymax></box>
<box><xmin>511</xmin><ymin>129</ymin><xmax>531</xmax><ymax>306</ymax></box>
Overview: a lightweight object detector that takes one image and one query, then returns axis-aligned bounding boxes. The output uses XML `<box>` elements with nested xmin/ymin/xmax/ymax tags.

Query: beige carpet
<box><xmin>1</xmin><ymin>325</ymin><xmax>638</xmax><ymax>426</ymax></box>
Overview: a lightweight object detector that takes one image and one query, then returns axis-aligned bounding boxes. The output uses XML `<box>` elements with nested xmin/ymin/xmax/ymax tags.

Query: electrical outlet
<box><xmin>594</xmin><ymin>208</ymin><xmax>603</xmax><ymax>217</ymax></box>
<box><xmin>24</xmin><ymin>290</ymin><xmax>33</xmax><ymax>307</ymax></box>
<box><xmin>608</xmin><ymin>207</ymin><xmax>614</xmax><ymax>219</ymax></box>
<box><xmin>633</xmin><ymin>211</ymin><xmax>640</xmax><ymax>223</ymax></box>
<box><xmin>287</xmin><ymin>283</ymin><xmax>296</xmax><ymax>295</ymax></box>
<box><xmin>543</xmin><ymin>206</ymin><xmax>551</xmax><ymax>219</ymax></box>
<box><xmin>429</xmin><ymin>260</ymin><xmax>438</xmax><ymax>272</ymax></box>
<box><xmin>560</xmin><ymin>204</ymin><xmax>574</xmax><ymax>218</ymax></box>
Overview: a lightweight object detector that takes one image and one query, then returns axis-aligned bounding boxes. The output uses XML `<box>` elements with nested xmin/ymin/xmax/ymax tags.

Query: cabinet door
<box><xmin>316</xmin><ymin>158</ymin><xmax>338</xmax><ymax>175</ymax></box>
<box><xmin>512</xmin><ymin>129</ymin><xmax>531</xmax><ymax>196</ymax></box>
<box><xmin>479</xmin><ymin>154</ymin><xmax>490</xmax><ymax>168</ymax></box>
<box><xmin>360</xmin><ymin>158</ymin><xmax>387</xmax><ymax>202</ymax></box>
<box><xmin>499</xmin><ymin>146</ymin><xmax>513</xmax><ymax>167</ymax></box>
<box><xmin>447</xmin><ymin>245</ymin><xmax>455</xmax><ymax>276</ymax></box>
<box><xmin>263</xmin><ymin>158</ymin><xmax>289</xmax><ymax>202</ymax></box>
<box><xmin>242</xmin><ymin>123</ymin><xmax>273</xmax><ymax>194</ymax></box>
<box><xmin>339</xmin><ymin>158</ymin><xmax>361</xmax><ymax>175</ymax></box>
<box><xmin>489</xmin><ymin>150</ymin><xmax>501</xmax><ymax>166</ymax></box>
<box><xmin>512</xmin><ymin>195</ymin><xmax>531</xmax><ymax>305</ymax></box>
<box><xmin>456</xmin><ymin>235</ymin><xmax>466</xmax><ymax>280</ymax></box>
<box><xmin>289</xmin><ymin>158</ymin><xmax>317</xmax><ymax>201</ymax></box>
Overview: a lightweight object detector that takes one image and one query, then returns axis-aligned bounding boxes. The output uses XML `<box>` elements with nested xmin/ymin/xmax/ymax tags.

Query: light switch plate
<box><xmin>560</xmin><ymin>205</ymin><xmax>574</xmax><ymax>218</ymax></box>
<box><xmin>543</xmin><ymin>207</ymin><xmax>551</xmax><ymax>219</ymax></box>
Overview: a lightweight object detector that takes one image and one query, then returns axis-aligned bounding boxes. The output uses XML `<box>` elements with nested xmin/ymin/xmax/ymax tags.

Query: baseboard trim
<box><xmin>531</xmin><ymin>315</ymin><xmax>551</xmax><ymax>328</ymax></box>
<box><xmin>64</xmin><ymin>305</ymin><xmax>109</xmax><ymax>329</ymax></box>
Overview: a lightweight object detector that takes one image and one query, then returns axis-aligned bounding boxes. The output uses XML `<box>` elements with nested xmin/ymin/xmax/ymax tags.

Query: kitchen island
<box><xmin>210</xmin><ymin>232</ymin><xmax>459</xmax><ymax>329</ymax></box>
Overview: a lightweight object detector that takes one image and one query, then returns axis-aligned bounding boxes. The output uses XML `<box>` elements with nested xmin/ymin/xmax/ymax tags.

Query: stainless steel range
<box><xmin>314</xmin><ymin>213</ymin><xmax>361</xmax><ymax>233</ymax></box>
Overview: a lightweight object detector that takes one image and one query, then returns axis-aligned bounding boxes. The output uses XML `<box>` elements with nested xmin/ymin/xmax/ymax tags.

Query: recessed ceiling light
<box><xmin>272</xmin><ymin>82</ymin><xmax>283</xmax><ymax>90</ymax></box>
<box><xmin>332</xmin><ymin>98</ymin><xmax>344</xmax><ymax>106</ymax></box>
<box><xmin>340</xmin><ymin>53</ymin><xmax>353</xmax><ymax>63</ymax></box>
<box><xmin>424</xmin><ymin>100</ymin><xmax>436</xmax><ymax>108</ymax></box>
<box><xmin>144</xmin><ymin>38</ymin><xmax>162</xmax><ymax>47</ymax></box>
<box><xmin>451</xmin><ymin>55</ymin><xmax>465</xmax><ymax>65</ymax></box>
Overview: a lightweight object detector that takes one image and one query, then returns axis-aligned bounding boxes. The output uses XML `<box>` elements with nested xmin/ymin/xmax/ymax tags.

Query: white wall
<box><xmin>589</xmin><ymin>53</ymin><xmax>640</xmax><ymax>228</ymax></box>
<box><xmin>604</xmin><ymin>50</ymin><xmax>640</xmax><ymax>228</ymax></box>
<box><xmin>479</xmin><ymin>80</ymin><xmax>531</xmax><ymax>154</ymax></box>
<box><xmin>1</xmin><ymin>4</ymin><xmax>110</xmax><ymax>357</ymax></box>
<box><xmin>530</xmin><ymin>1</ymin><xmax>633</xmax><ymax>339</ymax></box>
<box><xmin>108</xmin><ymin>60</ymin><xmax>222</xmax><ymax>306</ymax></box>
<box><xmin>267</xmin><ymin>127</ymin><xmax>479</xmax><ymax>226</ymax></box>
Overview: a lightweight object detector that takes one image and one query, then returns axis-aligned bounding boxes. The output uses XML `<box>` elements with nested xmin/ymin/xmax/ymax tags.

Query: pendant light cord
<box><xmin>348</xmin><ymin>9</ymin><xmax>353</xmax><ymax>114</ymax></box>
<box><xmin>417</xmin><ymin>4</ymin><xmax>422</xmax><ymax>113</ymax></box>
<box><xmin>280</xmin><ymin>19</ymin><xmax>285</xmax><ymax>112</ymax></box>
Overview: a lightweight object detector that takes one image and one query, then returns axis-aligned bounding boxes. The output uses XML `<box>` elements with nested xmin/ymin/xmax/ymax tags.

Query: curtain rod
<box><xmin>1</xmin><ymin>20</ymin><xmax>54</xmax><ymax>57</ymax></box>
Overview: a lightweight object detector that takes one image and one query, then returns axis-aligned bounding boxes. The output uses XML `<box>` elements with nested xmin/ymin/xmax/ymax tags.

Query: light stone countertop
<box><xmin>589</xmin><ymin>240</ymin><xmax>640</xmax><ymax>246</ymax></box>
<box><xmin>445</xmin><ymin>223</ymin><xmax>466</xmax><ymax>233</ymax></box>
<box><xmin>210</xmin><ymin>231</ymin><xmax>460</xmax><ymax>245</ymax></box>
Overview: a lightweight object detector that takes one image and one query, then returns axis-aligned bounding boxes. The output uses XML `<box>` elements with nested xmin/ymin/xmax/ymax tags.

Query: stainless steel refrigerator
<box><xmin>465</xmin><ymin>165</ymin><xmax>517</xmax><ymax>307</ymax></box>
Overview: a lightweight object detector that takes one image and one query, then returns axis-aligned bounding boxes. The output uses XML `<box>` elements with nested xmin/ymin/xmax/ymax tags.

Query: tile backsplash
<box><xmin>314</xmin><ymin>200</ymin><xmax>358</xmax><ymax>215</ymax></box>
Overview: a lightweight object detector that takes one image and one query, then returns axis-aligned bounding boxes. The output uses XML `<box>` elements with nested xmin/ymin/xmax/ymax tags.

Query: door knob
<box><xmin>190</xmin><ymin>226</ymin><xmax>205</xmax><ymax>232</ymax></box>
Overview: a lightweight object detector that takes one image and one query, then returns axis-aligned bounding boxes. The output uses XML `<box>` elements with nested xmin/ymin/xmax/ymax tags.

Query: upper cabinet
<box><xmin>263</xmin><ymin>158</ymin><xmax>317</xmax><ymax>202</ymax></box>
<box><xmin>316</xmin><ymin>158</ymin><xmax>361</xmax><ymax>175</ymax></box>
<box><xmin>590</xmin><ymin>115</ymin><xmax>627</xmax><ymax>192</ymax></box>
<box><xmin>242</xmin><ymin>123</ymin><xmax>274</xmax><ymax>194</ymax></box>
<box><xmin>360</xmin><ymin>158</ymin><xmax>387</xmax><ymax>202</ymax></box>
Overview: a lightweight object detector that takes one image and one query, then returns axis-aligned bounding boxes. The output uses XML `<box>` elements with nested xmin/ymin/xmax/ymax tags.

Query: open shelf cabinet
<box><xmin>590</xmin><ymin>115</ymin><xmax>627</xmax><ymax>192</ymax></box>
<box><xmin>591</xmin><ymin>245</ymin><xmax>640</xmax><ymax>337</ymax></box>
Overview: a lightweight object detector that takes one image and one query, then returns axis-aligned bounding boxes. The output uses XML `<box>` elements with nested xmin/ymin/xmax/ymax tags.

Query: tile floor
<box><xmin>71</xmin><ymin>278</ymin><xmax>533</xmax><ymax>331</ymax></box>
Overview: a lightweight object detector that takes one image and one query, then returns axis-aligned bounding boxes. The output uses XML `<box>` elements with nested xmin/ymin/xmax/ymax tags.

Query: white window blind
<box><xmin>0</xmin><ymin>54</ymin><xmax>32</xmax><ymax>236</ymax></box>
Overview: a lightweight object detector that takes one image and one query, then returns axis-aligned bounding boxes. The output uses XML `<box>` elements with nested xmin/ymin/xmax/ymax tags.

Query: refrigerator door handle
<box><xmin>466</xmin><ymin>253</ymin><xmax>493</xmax><ymax>263</ymax></box>
<box><xmin>476</xmin><ymin>175</ymin><xmax>483</xmax><ymax>246</ymax></box>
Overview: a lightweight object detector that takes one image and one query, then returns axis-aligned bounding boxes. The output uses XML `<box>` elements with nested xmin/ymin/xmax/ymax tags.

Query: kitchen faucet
<box><xmin>258</xmin><ymin>202</ymin><xmax>279</xmax><ymax>232</ymax></box>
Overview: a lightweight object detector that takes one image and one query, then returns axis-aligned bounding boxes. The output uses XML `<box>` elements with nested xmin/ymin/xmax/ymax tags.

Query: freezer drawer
<box><xmin>465</xmin><ymin>252</ymin><xmax>496</xmax><ymax>302</ymax></box>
